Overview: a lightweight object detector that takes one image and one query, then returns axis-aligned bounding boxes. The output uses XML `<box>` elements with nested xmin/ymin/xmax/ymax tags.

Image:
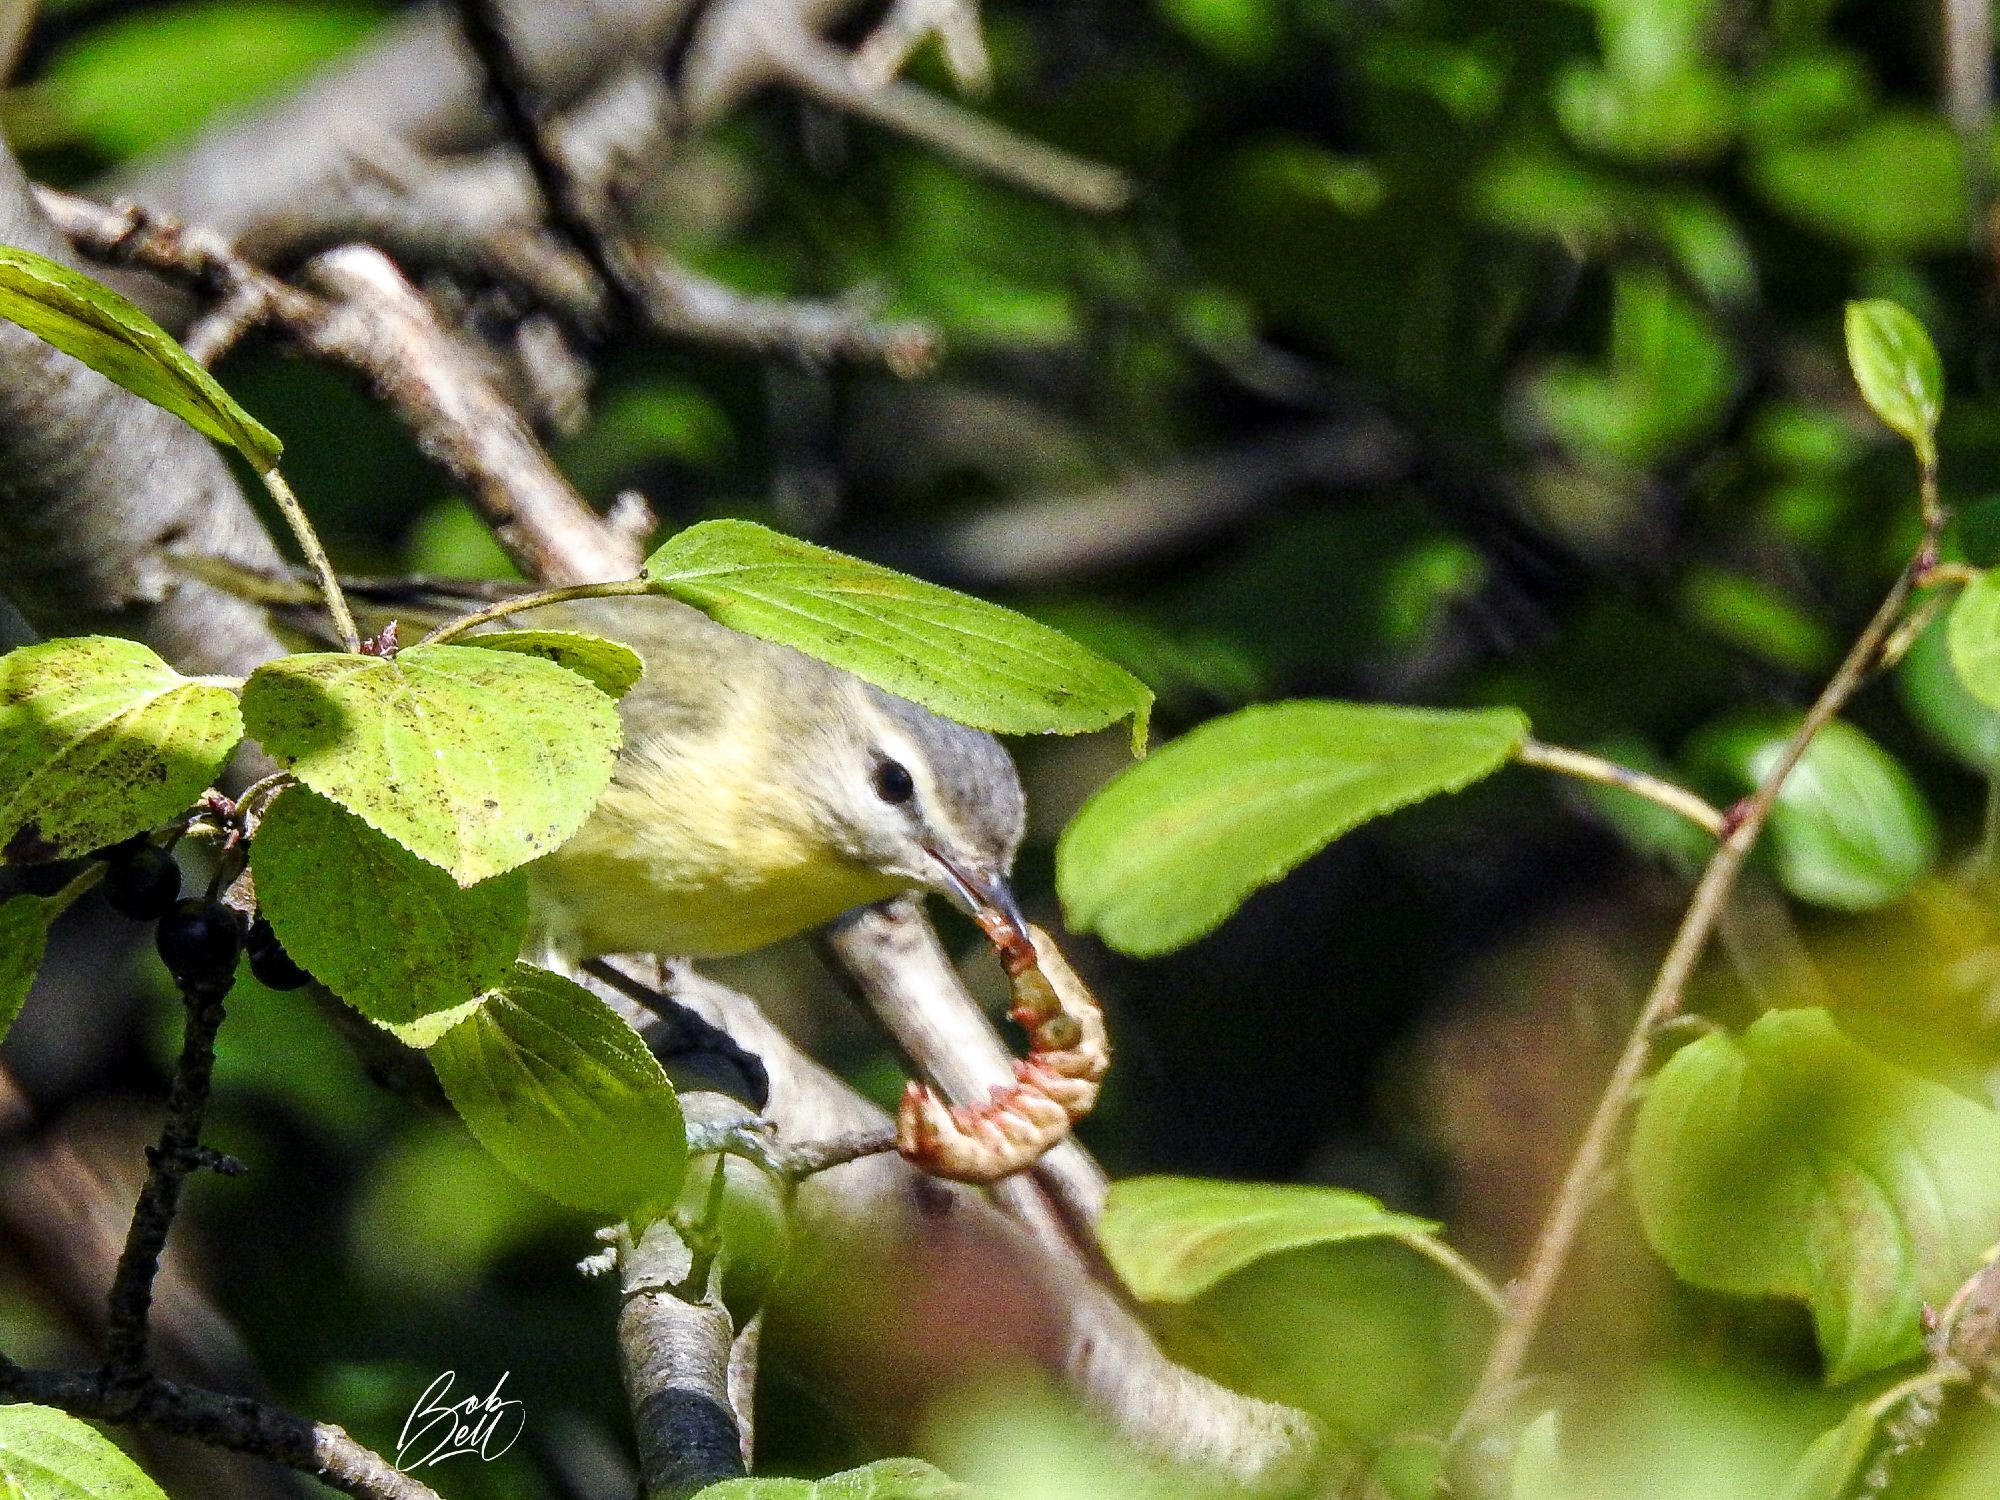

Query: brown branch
<box><xmin>851</xmin><ymin>0</ymin><xmax>992</xmax><ymax>92</ymax></box>
<box><xmin>35</xmin><ymin>189</ymin><xmax>635</xmax><ymax>586</ymax></box>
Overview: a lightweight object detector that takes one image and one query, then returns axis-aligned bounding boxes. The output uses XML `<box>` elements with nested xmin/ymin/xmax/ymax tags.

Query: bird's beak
<box><xmin>927</xmin><ymin>846</ymin><xmax>1029</xmax><ymax>940</ymax></box>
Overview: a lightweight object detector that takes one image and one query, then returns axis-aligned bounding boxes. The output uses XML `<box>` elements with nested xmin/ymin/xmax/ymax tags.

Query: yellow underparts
<box><xmin>528</xmin><ymin>714</ymin><xmax>904</xmax><ymax>959</ymax></box>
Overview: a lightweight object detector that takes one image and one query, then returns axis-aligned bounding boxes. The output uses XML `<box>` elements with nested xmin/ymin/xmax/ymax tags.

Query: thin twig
<box><xmin>1455</xmin><ymin>500</ymin><xmax>1943</xmax><ymax>1436</ymax></box>
<box><xmin>259</xmin><ymin>469</ymin><xmax>360</xmax><ymax>652</ymax></box>
<box><xmin>0</xmin><ymin>1357</ymin><xmax>442</xmax><ymax>1500</ymax></box>
<box><xmin>102</xmin><ymin>972</ymin><xmax>235</xmax><ymax>1385</ymax></box>
<box><xmin>417</xmin><ymin>577</ymin><xmax>650</xmax><ymax>645</ymax></box>
<box><xmin>1516</xmin><ymin>739</ymin><xmax>1727</xmax><ymax>839</ymax></box>
<box><xmin>768</xmin><ymin>28</ymin><xmax>1132</xmax><ymax>213</ymax></box>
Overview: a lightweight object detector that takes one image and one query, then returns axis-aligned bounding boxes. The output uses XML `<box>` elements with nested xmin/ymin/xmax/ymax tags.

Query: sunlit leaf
<box><xmin>0</xmin><ymin>896</ymin><xmax>49</xmax><ymax>1046</ymax></box>
<box><xmin>692</xmin><ymin>1459</ymin><xmax>967</xmax><ymax>1499</ymax></box>
<box><xmin>0</xmin><ymin>1403</ymin><xmax>168</xmax><ymax>1499</ymax></box>
<box><xmin>1630</xmin><ymin>1008</ymin><xmax>2000</xmax><ymax>1382</ymax></box>
<box><xmin>429</xmin><ymin>964</ymin><xmax>685</xmax><ymax>1215</ymax></box>
<box><xmin>1844</xmin><ymin>300</ymin><xmax>1943</xmax><ymax>466</ymax></box>
<box><xmin>1778</xmin><ymin>1406</ymin><xmax>1877</xmax><ymax>1500</ymax></box>
<box><xmin>643</xmin><ymin>520</ymin><xmax>1152</xmax><ymax>751</ymax></box>
<box><xmin>461</xmin><ymin>630</ymin><xmax>644</xmax><ymax>699</ymax></box>
<box><xmin>0</xmin><ymin>246</ymin><xmax>281</xmax><ymax>471</ymax></box>
<box><xmin>251</xmin><ymin>788</ymin><xmax>527</xmax><ymax>1046</ymax></box>
<box><xmin>0</xmin><ymin>637</ymin><xmax>242</xmax><ymax>860</ymax></box>
<box><xmin>240</xmin><ymin>644</ymin><xmax>620</xmax><ymax>885</ymax></box>
<box><xmin>1099</xmin><ymin>1175</ymin><xmax>1444</xmax><ymax>1302</ymax></box>
<box><xmin>1056</xmin><ymin>701</ymin><xmax>1528</xmax><ymax>956</ymax></box>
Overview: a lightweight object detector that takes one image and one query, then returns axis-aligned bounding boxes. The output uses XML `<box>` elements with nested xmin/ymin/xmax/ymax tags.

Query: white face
<box><xmin>812</xmin><ymin>687</ymin><xmax>1025</xmax><ymax>916</ymax></box>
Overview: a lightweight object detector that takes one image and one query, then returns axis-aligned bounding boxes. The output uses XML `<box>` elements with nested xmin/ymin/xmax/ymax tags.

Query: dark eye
<box><xmin>872</xmin><ymin>758</ymin><xmax>915</xmax><ymax>805</ymax></box>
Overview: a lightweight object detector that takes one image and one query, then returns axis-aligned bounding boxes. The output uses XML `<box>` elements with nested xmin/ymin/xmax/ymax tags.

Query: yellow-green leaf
<box><xmin>430</xmin><ymin>964</ymin><xmax>686</xmax><ymax>1214</ymax></box>
<box><xmin>644</xmin><ymin>520</ymin><xmax>1152</xmax><ymax>751</ymax></box>
<box><xmin>1843</xmin><ymin>299</ymin><xmax>1942</xmax><ymax>467</ymax></box>
<box><xmin>0</xmin><ymin>636</ymin><xmax>243</xmax><ymax>859</ymax></box>
<box><xmin>461</xmin><ymin>629</ymin><xmax>644</xmax><ymax>698</ymax></box>
<box><xmin>1099</xmin><ymin>1175</ymin><xmax>1444</xmax><ymax>1302</ymax></box>
<box><xmin>1057</xmin><ymin>700</ymin><xmax>1529</xmax><ymax>956</ymax></box>
<box><xmin>251</xmin><ymin>788</ymin><xmax>528</xmax><ymax>1046</ymax></box>
<box><xmin>1630</xmin><ymin>1008</ymin><xmax>2000</xmax><ymax>1382</ymax></box>
<box><xmin>240</xmin><ymin>644</ymin><xmax>620</xmax><ymax>885</ymax></box>
<box><xmin>0</xmin><ymin>1404</ymin><xmax>169</xmax><ymax>1499</ymax></box>
<box><xmin>0</xmin><ymin>245</ymin><xmax>281</xmax><ymax>472</ymax></box>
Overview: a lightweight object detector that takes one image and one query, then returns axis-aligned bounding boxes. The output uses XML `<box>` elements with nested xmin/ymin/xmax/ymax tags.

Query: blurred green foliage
<box><xmin>14</xmin><ymin>0</ymin><xmax>2000</xmax><ymax>1494</ymax></box>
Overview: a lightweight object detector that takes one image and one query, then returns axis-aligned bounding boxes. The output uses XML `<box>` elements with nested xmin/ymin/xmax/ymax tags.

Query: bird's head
<box><xmin>799</xmin><ymin>679</ymin><xmax>1028</xmax><ymax>934</ymax></box>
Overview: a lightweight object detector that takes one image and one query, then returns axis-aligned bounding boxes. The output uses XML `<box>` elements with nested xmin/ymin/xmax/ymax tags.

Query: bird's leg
<box><xmin>896</xmin><ymin>923</ymin><xmax>1110</xmax><ymax>1184</ymax></box>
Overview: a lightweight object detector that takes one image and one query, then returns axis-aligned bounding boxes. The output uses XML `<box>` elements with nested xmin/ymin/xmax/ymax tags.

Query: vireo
<box><xmin>256</xmin><ymin>575</ymin><xmax>1031</xmax><ymax>958</ymax></box>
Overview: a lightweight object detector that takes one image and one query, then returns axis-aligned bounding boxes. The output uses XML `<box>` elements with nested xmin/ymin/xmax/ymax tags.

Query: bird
<box><xmin>215</xmin><ymin>567</ymin><xmax>1032</xmax><ymax>961</ymax></box>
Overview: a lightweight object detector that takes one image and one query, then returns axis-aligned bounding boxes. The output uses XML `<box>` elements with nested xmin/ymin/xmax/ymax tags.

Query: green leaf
<box><xmin>1691</xmin><ymin>714</ymin><xmax>1935</xmax><ymax>912</ymax></box>
<box><xmin>250</xmin><ymin>787</ymin><xmax>527</xmax><ymax>1046</ymax></box>
<box><xmin>1750</xmin><ymin>113</ymin><xmax>1969</xmax><ymax>254</ymax></box>
<box><xmin>1630</xmin><ymin>1007</ymin><xmax>2000</xmax><ymax>1382</ymax></box>
<box><xmin>0</xmin><ymin>245</ymin><xmax>281</xmax><ymax>472</ymax></box>
<box><xmin>461</xmin><ymin>630</ymin><xmax>644</xmax><ymax>699</ymax></box>
<box><xmin>0</xmin><ymin>896</ymin><xmax>49</xmax><ymax>1046</ymax></box>
<box><xmin>692</xmin><ymin>1460</ymin><xmax>966</xmax><ymax>1500</ymax></box>
<box><xmin>1778</xmin><ymin>1406</ymin><xmax>1877</xmax><ymax>1500</ymax></box>
<box><xmin>0</xmin><ymin>637</ymin><xmax>243</xmax><ymax>860</ymax></box>
<box><xmin>1098</xmin><ymin>1175</ymin><xmax>1443</xmax><ymax>1302</ymax></box>
<box><xmin>1902</xmin><ymin>608</ymin><xmax>2000</xmax><ymax>772</ymax></box>
<box><xmin>1844</xmin><ymin>300</ymin><xmax>1943</xmax><ymax>466</ymax></box>
<box><xmin>240</xmin><ymin>643</ymin><xmax>621</xmax><ymax>886</ymax></box>
<box><xmin>1945</xmin><ymin>569</ymin><xmax>2000</xmax><ymax>720</ymax></box>
<box><xmin>1509</xmin><ymin>1412</ymin><xmax>1563</xmax><ymax>1500</ymax></box>
<box><xmin>642</xmin><ymin>520</ymin><xmax>1153</xmax><ymax>751</ymax></box>
<box><xmin>0</xmin><ymin>1404</ymin><xmax>168</xmax><ymax>1499</ymax></box>
<box><xmin>1056</xmin><ymin>701</ymin><xmax>1528</xmax><ymax>956</ymax></box>
<box><xmin>429</xmin><ymin>964</ymin><xmax>686</xmax><ymax>1215</ymax></box>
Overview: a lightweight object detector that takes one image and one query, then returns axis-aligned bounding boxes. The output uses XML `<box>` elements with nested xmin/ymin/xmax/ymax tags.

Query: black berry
<box><xmin>246</xmin><ymin>917</ymin><xmax>311</xmax><ymax>991</ymax></box>
<box><xmin>104</xmin><ymin>843</ymin><xmax>182</xmax><ymax>922</ymax></box>
<box><xmin>155</xmin><ymin>899</ymin><xmax>243</xmax><ymax>990</ymax></box>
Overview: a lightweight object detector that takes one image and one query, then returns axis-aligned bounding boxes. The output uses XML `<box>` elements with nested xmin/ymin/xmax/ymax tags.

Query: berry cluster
<box><xmin>82</xmin><ymin>836</ymin><xmax>313</xmax><ymax>994</ymax></box>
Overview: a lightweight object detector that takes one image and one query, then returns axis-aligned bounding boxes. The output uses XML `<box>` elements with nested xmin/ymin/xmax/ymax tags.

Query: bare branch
<box><xmin>451</xmin><ymin>0</ymin><xmax>652</xmax><ymax>320</ymax></box>
<box><xmin>851</xmin><ymin>0</ymin><xmax>993</xmax><ymax>93</ymax></box>
<box><xmin>594</xmin><ymin>957</ymin><xmax>1321</xmax><ymax>1486</ymax></box>
<box><xmin>0</xmin><ymin>147</ymin><xmax>287</xmax><ymax>675</ymax></box>
<box><xmin>0</xmin><ymin>1358</ymin><xmax>442</xmax><ymax>1500</ymax></box>
<box><xmin>36</xmin><ymin>187</ymin><xmax>636</xmax><ymax>587</ymax></box>
<box><xmin>616</xmin><ymin>1221</ymin><xmax>748</xmax><ymax>1500</ymax></box>
<box><xmin>761</xmin><ymin>27</ymin><xmax>1133</xmax><ymax>213</ymax></box>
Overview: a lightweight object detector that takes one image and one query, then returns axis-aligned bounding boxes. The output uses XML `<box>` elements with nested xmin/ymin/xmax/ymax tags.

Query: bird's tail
<box><xmin>173</xmin><ymin>553</ymin><xmax>525</xmax><ymax>649</ymax></box>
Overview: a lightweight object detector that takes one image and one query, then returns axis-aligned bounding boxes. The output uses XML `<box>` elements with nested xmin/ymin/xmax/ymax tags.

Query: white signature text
<box><xmin>395</xmin><ymin>1371</ymin><xmax>526</xmax><ymax>1469</ymax></box>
